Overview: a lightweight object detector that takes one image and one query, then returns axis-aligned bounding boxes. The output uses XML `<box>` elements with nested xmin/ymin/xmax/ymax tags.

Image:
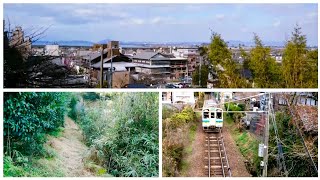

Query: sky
<box><xmin>4</xmin><ymin>3</ymin><xmax>318</xmax><ymax>45</ymax></box>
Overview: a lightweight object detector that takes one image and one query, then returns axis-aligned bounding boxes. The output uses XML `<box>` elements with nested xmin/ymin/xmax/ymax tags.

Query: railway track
<box><xmin>205</xmin><ymin>129</ymin><xmax>231</xmax><ymax>177</ymax></box>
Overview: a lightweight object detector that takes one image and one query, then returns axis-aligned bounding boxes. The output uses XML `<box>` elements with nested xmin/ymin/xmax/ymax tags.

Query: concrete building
<box><xmin>162</xmin><ymin>91</ymin><xmax>195</xmax><ymax>104</ymax></box>
<box><xmin>89</xmin><ymin>41</ymin><xmax>136</xmax><ymax>88</ymax></box>
<box><xmin>132</xmin><ymin>52</ymin><xmax>188</xmax><ymax>81</ymax></box>
<box><xmin>44</xmin><ymin>45</ymin><xmax>60</xmax><ymax>56</ymax></box>
<box><xmin>172</xmin><ymin>47</ymin><xmax>200</xmax><ymax>75</ymax></box>
<box><xmin>132</xmin><ymin>52</ymin><xmax>171</xmax><ymax>80</ymax></box>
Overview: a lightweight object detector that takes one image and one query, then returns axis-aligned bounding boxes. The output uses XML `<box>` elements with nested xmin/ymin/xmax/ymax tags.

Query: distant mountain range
<box><xmin>33</xmin><ymin>39</ymin><xmax>317</xmax><ymax>48</ymax></box>
<box><xmin>33</xmin><ymin>40</ymin><xmax>95</xmax><ymax>46</ymax></box>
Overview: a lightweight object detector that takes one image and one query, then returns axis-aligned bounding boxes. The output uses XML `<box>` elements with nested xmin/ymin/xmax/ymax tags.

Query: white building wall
<box><xmin>45</xmin><ymin>45</ymin><xmax>60</xmax><ymax>56</ymax></box>
<box><xmin>172</xmin><ymin>92</ymin><xmax>195</xmax><ymax>104</ymax></box>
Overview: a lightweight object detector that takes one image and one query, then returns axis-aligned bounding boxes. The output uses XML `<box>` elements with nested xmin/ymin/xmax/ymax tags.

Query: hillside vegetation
<box><xmin>4</xmin><ymin>92</ymin><xmax>159</xmax><ymax>177</ymax></box>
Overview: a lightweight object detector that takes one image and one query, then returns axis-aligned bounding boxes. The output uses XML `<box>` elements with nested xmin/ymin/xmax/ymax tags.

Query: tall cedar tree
<box><xmin>208</xmin><ymin>32</ymin><xmax>248</xmax><ymax>88</ymax></box>
<box><xmin>247</xmin><ymin>34</ymin><xmax>281</xmax><ymax>88</ymax></box>
<box><xmin>282</xmin><ymin>25</ymin><xmax>317</xmax><ymax>88</ymax></box>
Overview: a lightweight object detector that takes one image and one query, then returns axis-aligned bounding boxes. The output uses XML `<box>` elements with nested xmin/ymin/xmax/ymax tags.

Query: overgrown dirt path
<box><xmin>223</xmin><ymin>125</ymin><xmax>251</xmax><ymax>177</ymax></box>
<box><xmin>185</xmin><ymin>119</ymin><xmax>206</xmax><ymax>177</ymax></box>
<box><xmin>48</xmin><ymin>116</ymin><xmax>93</xmax><ymax>177</ymax></box>
<box><xmin>186</xmin><ymin>119</ymin><xmax>251</xmax><ymax>177</ymax></box>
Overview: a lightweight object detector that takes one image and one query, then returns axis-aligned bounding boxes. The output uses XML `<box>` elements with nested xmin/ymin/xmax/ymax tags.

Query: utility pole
<box><xmin>186</xmin><ymin>59</ymin><xmax>189</xmax><ymax>83</ymax></box>
<box><xmin>100</xmin><ymin>45</ymin><xmax>104</xmax><ymax>88</ymax></box>
<box><xmin>199</xmin><ymin>56</ymin><xmax>202</xmax><ymax>87</ymax></box>
<box><xmin>109</xmin><ymin>44</ymin><xmax>113</xmax><ymax>88</ymax></box>
<box><xmin>262</xmin><ymin>93</ymin><xmax>270</xmax><ymax>177</ymax></box>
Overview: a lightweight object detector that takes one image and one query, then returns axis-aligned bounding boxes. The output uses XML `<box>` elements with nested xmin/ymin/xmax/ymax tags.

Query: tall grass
<box><xmin>69</xmin><ymin>92</ymin><xmax>159</xmax><ymax>177</ymax></box>
<box><xmin>162</xmin><ymin>106</ymin><xmax>198</xmax><ymax>177</ymax></box>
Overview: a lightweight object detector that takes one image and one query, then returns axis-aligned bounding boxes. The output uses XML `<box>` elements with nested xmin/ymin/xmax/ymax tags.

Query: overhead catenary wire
<box><xmin>268</xmin><ymin>93</ymin><xmax>288</xmax><ymax>177</ymax></box>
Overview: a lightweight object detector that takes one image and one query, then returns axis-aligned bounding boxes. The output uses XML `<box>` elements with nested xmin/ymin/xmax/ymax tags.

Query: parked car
<box><xmin>165</xmin><ymin>83</ymin><xmax>176</xmax><ymax>88</ymax></box>
<box><xmin>124</xmin><ymin>84</ymin><xmax>148</xmax><ymax>88</ymax></box>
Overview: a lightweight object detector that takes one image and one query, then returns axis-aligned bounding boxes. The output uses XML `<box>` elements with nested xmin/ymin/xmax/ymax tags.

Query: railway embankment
<box><xmin>162</xmin><ymin>105</ymin><xmax>199</xmax><ymax>177</ymax></box>
<box><xmin>224</xmin><ymin>114</ymin><xmax>259</xmax><ymax>176</ymax></box>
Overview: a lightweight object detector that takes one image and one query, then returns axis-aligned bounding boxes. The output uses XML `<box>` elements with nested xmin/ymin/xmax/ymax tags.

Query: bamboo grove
<box><xmin>193</xmin><ymin>25</ymin><xmax>318</xmax><ymax>88</ymax></box>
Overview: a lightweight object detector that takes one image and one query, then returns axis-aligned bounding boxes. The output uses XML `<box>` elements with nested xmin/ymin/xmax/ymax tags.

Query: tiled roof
<box><xmin>295</xmin><ymin>105</ymin><xmax>318</xmax><ymax>132</ymax></box>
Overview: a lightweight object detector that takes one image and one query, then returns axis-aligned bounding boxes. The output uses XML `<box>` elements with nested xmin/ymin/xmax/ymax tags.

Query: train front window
<box><xmin>210</xmin><ymin>112</ymin><xmax>215</xmax><ymax>118</ymax></box>
<box><xmin>204</xmin><ymin>112</ymin><xmax>209</xmax><ymax>118</ymax></box>
<box><xmin>217</xmin><ymin>112</ymin><xmax>222</xmax><ymax>119</ymax></box>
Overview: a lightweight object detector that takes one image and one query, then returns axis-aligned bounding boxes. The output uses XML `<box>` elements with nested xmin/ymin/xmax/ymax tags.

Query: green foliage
<box><xmin>282</xmin><ymin>25</ymin><xmax>317</xmax><ymax>88</ymax></box>
<box><xmin>81</xmin><ymin>92</ymin><xmax>101</xmax><ymax>101</ymax></box>
<box><xmin>162</xmin><ymin>106</ymin><xmax>198</xmax><ymax>177</ymax></box>
<box><xmin>208</xmin><ymin>32</ymin><xmax>232</xmax><ymax>66</ymax></box>
<box><xmin>199</xmin><ymin>26</ymin><xmax>317</xmax><ymax>88</ymax></box>
<box><xmin>246</xmin><ymin>34</ymin><xmax>282</xmax><ymax>87</ymax></box>
<box><xmin>4</xmin><ymin>153</ymin><xmax>65</xmax><ymax>177</ymax></box>
<box><xmin>4</xmin><ymin>92</ymin><xmax>70</xmax><ymax>157</ymax></box>
<box><xmin>162</xmin><ymin>106</ymin><xmax>177</xmax><ymax>120</ymax></box>
<box><xmin>192</xmin><ymin>65</ymin><xmax>209</xmax><ymax>87</ymax></box>
<box><xmin>169</xmin><ymin>106</ymin><xmax>197</xmax><ymax>129</ymax></box>
<box><xmin>68</xmin><ymin>95</ymin><xmax>79</xmax><ymax>120</ymax></box>
<box><xmin>224</xmin><ymin>102</ymin><xmax>245</xmax><ymax>118</ymax></box>
<box><xmin>225</xmin><ymin>115</ymin><xmax>260</xmax><ymax>176</ymax></box>
<box><xmin>268</xmin><ymin>112</ymin><xmax>318</xmax><ymax>177</ymax></box>
<box><xmin>207</xmin><ymin>32</ymin><xmax>249</xmax><ymax>88</ymax></box>
<box><xmin>70</xmin><ymin>93</ymin><xmax>159</xmax><ymax>177</ymax></box>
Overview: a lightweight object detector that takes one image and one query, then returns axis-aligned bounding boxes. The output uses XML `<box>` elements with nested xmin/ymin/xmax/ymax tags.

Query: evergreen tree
<box><xmin>248</xmin><ymin>34</ymin><xmax>282</xmax><ymax>87</ymax></box>
<box><xmin>207</xmin><ymin>32</ymin><xmax>248</xmax><ymax>88</ymax></box>
<box><xmin>282</xmin><ymin>25</ymin><xmax>317</xmax><ymax>88</ymax></box>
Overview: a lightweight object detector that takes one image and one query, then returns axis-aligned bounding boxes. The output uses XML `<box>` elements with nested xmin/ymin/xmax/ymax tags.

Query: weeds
<box><xmin>162</xmin><ymin>105</ymin><xmax>198</xmax><ymax>177</ymax></box>
<box><xmin>69</xmin><ymin>93</ymin><xmax>159</xmax><ymax>177</ymax></box>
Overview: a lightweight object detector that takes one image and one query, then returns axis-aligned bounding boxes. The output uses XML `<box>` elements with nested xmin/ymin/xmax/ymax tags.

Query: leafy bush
<box><xmin>162</xmin><ymin>106</ymin><xmax>177</xmax><ymax>119</ymax></box>
<box><xmin>68</xmin><ymin>94</ymin><xmax>80</xmax><ymax>120</ymax></box>
<box><xmin>224</xmin><ymin>102</ymin><xmax>245</xmax><ymax>119</ymax></box>
<box><xmin>4</xmin><ymin>92</ymin><xmax>70</xmax><ymax>157</ymax></box>
<box><xmin>70</xmin><ymin>92</ymin><xmax>159</xmax><ymax>177</ymax></box>
<box><xmin>169</xmin><ymin>106</ymin><xmax>197</xmax><ymax>128</ymax></box>
<box><xmin>162</xmin><ymin>106</ymin><xmax>198</xmax><ymax>177</ymax></box>
<box><xmin>268</xmin><ymin>112</ymin><xmax>318</xmax><ymax>177</ymax></box>
<box><xmin>81</xmin><ymin>92</ymin><xmax>100</xmax><ymax>101</ymax></box>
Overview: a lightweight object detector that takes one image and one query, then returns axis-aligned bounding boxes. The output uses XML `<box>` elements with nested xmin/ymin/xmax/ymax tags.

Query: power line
<box><xmin>269</xmin><ymin>93</ymin><xmax>288</xmax><ymax>177</ymax></box>
<box><xmin>285</xmin><ymin>93</ymin><xmax>318</xmax><ymax>174</ymax></box>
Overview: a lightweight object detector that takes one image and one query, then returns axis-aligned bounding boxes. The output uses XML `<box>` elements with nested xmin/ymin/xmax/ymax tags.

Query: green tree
<box><xmin>247</xmin><ymin>34</ymin><xmax>282</xmax><ymax>88</ymax></box>
<box><xmin>192</xmin><ymin>64</ymin><xmax>209</xmax><ymax>87</ymax></box>
<box><xmin>207</xmin><ymin>32</ymin><xmax>248</xmax><ymax>88</ymax></box>
<box><xmin>304</xmin><ymin>49</ymin><xmax>318</xmax><ymax>88</ymax></box>
<box><xmin>282</xmin><ymin>25</ymin><xmax>317</xmax><ymax>88</ymax></box>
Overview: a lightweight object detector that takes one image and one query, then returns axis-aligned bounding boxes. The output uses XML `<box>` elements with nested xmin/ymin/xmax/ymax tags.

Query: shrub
<box><xmin>4</xmin><ymin>92</ymin><xmax>70</xmax><ymax>157</ymax></box>
<box><xmin>162</xmin><ymin>105</ymin><xmax>198</xmax><ymax>177</ymax></box>
<box><xmin>81</xmin><ymin>92</ymin><xmax>100</xmax><ymax>101</ymax></box>
<box><xmin>69</xmin><ymin>92</ymin><xmax>159</xmax><ymax>177</ymax></box>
